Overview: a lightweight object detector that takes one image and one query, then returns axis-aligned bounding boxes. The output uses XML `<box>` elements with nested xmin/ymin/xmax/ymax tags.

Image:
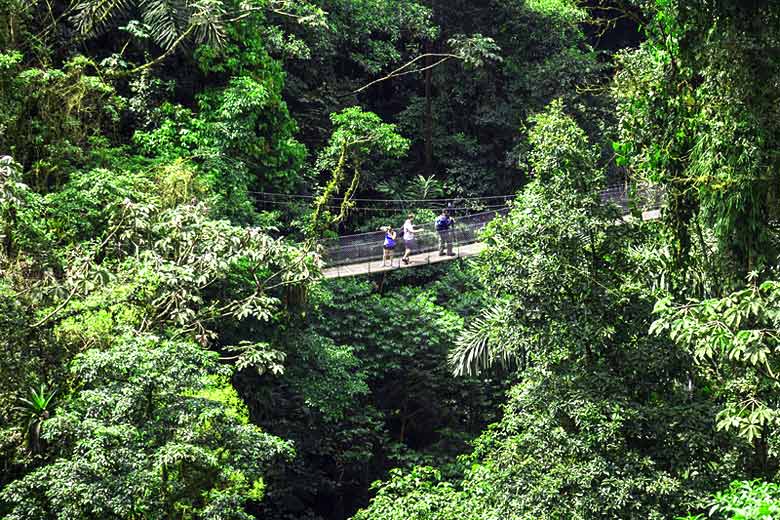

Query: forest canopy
<box><xmin>2</xmin><ymin>1</ymin><xmax>780</xmax><ymax>519</ymax></box>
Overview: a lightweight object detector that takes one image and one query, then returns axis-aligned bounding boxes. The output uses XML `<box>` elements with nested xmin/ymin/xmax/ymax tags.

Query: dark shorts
<box><xmin>404</xmin><ymin>239</ymin><xmax>417</xmax><ymax>249</ymax></box>
<box><xmin>383</xmin><ymin>245</ymin><xmax>396</xmax><ymax>250</ymax></box>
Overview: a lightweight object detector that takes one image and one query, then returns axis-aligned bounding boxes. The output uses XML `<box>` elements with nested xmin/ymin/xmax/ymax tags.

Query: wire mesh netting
<box><xmin>319</xmin><ymin>184</ymin><xmax>664</xmax><ymax>272</ymax></box>
<box><xmin>599</xmin><ymin>183</ymin><xmax>664</xmax><ymax>213</ymax></box>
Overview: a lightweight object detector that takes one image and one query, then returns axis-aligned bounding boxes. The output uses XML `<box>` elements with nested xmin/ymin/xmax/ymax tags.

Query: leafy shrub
<box><xmin>0</xmin><ymin>336</ymin><xmax>294</xmax><ymax>520</ymax></box>
<box><xmin>678</xmin><ymin>480</ymin><xmax>780</xmax><ymax>520</ymax></box>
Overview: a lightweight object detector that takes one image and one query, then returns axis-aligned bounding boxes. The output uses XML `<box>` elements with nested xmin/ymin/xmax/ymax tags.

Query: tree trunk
<box><xmin>424</xmin><ymin>41</ymin><xmax>433</xmax><ymax>176</ymax></box>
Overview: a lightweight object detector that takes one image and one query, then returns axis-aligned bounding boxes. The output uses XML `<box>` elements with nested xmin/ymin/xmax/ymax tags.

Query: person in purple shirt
<box><xmin>381</xmin><ymin>226</ymin><xmax>397</xmax><ymax>266</ymax></box>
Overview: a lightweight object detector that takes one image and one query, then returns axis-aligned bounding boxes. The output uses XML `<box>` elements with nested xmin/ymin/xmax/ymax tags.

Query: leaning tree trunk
<box><xmin>424</xmin><ymin>41</ymin><xmax>433</xmax><ymax>176</ymax></box>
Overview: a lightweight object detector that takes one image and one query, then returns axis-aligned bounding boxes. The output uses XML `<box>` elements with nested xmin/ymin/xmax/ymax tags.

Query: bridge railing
<box><xmin>320</xmin><ymin>184</ymin><xmax>663</xmax><ymax>269</ymax></box>
<box><xmin>321</xmin><ymin>208</ymin><xmax>510</xmax><ymax>268</ymax></box>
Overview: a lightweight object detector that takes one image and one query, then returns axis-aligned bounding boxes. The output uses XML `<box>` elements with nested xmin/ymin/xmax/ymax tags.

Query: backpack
<box><xmin>435</xmin><ymin>215</ymin><xmax>451</xmax><ymax>231</ymax></box>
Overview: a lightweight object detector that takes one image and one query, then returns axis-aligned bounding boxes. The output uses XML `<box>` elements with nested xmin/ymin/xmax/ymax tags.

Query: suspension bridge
<box><xmin>256</xmin><ymin>185</ymin><xmax>663</xmax><ymax>279</ymax></box>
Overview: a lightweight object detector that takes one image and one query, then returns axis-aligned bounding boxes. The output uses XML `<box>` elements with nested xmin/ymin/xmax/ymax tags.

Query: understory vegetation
<box><xmin>2</xmin><ymin>1</ymin><xmax>780</xmax><ymax>519</ymax></box>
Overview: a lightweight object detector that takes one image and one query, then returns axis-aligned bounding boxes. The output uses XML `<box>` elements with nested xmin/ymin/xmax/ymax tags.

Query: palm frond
<box><xmin>404</xmin><ymin>174</ymin><xmax>444</xmax><ymax>200</ymax></box>
<box><xmin>140</xmin><ymin>0</ymin><xmax>189</xmax><ymax>50</ymax></box>
<box><xmin>190</xmin><ymin>0</ymin><xmax>227</xmax><ymax>46</ymax></box>
<box><xmin>72</xmin><ymin>0</ymin><xmax>134</xmax><ymax>37</ymax></box>
<box><xmin>72</xmin><ymin>0</ymin><xmax>228</xmax><ymax>51</ymax></box>
<box><xmin>449</xmin><ymin>300</ymin><xmax>520</xmax><ymax>377</ymax></box>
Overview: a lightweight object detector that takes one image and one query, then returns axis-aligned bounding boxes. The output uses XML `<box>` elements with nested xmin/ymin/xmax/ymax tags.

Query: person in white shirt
<box><xmin>402</xmin><ymin>213</ymin><xmax>421</xmax><ymax>264</ymax></box>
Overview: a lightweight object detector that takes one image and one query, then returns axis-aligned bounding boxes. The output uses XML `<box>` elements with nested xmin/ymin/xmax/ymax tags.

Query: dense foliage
<box><xmin>3</xmin><ymin>1</ymin><xmax>780</xmax><ymax>519</ymax></box>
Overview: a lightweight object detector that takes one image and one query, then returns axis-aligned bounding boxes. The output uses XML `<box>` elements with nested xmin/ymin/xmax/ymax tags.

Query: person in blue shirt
<box><xmin>435</xmin><ymin>210</ymin><xmax>455</xmax><ymax>256</ymax></box>
<box><xmin>381</xmin><ymin>226</ymin><xmax>397</xmax><ymax>266</ymax></box>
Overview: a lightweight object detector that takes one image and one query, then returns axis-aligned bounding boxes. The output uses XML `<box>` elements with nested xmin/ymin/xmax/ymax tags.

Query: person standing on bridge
<box><xmin>382</xmin><ymin>226</ymin><xmax>397</xmax><ymax>266</ymax></box>
<box><xmin>402</xmin><ymin>214</ymin><xmax>422</xmax><ymax>265</ymax></box>
<box><xmin>435</xmin><ymin>209</ymin><xmax>455</xmax><ymax>256</ymax></box>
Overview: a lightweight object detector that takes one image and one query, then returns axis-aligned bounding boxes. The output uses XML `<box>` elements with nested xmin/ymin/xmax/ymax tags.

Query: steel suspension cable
<box><xmin>249</xmin><ymin>190</ymin><xmax>518</xmax><ymax>203</ymax></box>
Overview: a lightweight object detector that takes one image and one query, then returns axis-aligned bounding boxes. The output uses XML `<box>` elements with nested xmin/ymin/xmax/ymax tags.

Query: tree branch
<box><xmin>350</xmin><ymin>53</ymin><xmax>460</xmax><ymax>95</ymax></box>
<box><xmin>222</xmin><ymin>4</ymin><xmax>326</xmax><ymax>25</ymax></box>
<box><xmin>111</xmin><ymin>24</ymin><xmax>196</xmax><ymax>77</ymax></box>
